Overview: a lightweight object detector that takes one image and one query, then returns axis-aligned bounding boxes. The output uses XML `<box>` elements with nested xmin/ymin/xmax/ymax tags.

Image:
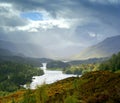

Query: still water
<box><xmin>30</xmin><ymin>63</ymin><xmax>77</xmax><ymax>89</ymax></box>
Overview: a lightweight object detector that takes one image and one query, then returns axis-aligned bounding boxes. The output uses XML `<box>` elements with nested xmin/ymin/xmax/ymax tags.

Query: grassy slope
<box><xmin>0</xmin><ymin>71</ymin><xmax>120</xmax><ymax>103</ymax></box>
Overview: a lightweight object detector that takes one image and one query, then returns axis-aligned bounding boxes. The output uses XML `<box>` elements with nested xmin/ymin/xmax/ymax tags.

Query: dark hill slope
<box><xmin>0</xmin><ymin>48</ymin><xmax>42</xmax><ymax>67</ymax></box>
<box><xmin>0</xmin><ymin>40</ymin><xmax>47</xmax><ymax>58</ymax></box>
<box><xmin>0</xmin><ymin>48</ymin><xmax>14</xmax><ymax>56</ymax></box>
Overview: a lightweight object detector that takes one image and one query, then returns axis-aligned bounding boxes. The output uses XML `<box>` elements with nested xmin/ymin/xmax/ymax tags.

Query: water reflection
<box><xmin>30</xmin><ymin>63</ymin><xmax>77</xmax><ymax>89</ymax></box>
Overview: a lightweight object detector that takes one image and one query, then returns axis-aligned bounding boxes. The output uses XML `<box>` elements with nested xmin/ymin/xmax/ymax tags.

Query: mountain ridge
<box><xmin>72</xmin><ymin>35</ymin><xmax>120</xmax><ymax>60</ymax></box>
<box><xmin>0</xmin><ymin>40</ymin><xmax>48</xmax><ymax>58</ymax></box>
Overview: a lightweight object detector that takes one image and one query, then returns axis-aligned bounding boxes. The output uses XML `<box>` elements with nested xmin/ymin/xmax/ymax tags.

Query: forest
<box><xmin>0</xmin><ymin>62</ymin><xmax>44</xmax><ymax>92</ymax></box>
<box><xmin>64</xmin><ymin>52</ymin><xmax>120</xmax><ymax>75</ymax></box>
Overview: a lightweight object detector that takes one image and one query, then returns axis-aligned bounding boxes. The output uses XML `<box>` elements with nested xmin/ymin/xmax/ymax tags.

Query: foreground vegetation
<box><xmin>0</xmin><ymin>71</ymin><xmax>120</xmax><ymax>103</ymax></box>
<box><xmin>0</xmin><ymin>52</ymin><xmax>120</xmax><ymax>103</ymax></box>
<box><xmin>0</xmin><ymin>62</ymin><xmax>44</xmax><ymax>92</ymax></box>
<box><xmin>98</xmin><ymin>52</ymin><xmax>120</xmax><ymax>72</ymax></box>
<box><xmin>64</xmin><ymin>52</ymin><xmax>120</xmax><ymax>75</ymax></box>
<box><xmin>63</xmin><ymin>63</ymin><xmax>99</xmax><ymax>75</ymax></box>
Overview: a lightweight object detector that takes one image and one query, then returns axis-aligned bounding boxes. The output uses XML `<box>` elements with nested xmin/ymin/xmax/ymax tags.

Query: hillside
<box><xmin>68</xmin><ymin>57</ymin><xmax>108</xmax><ymax>65</ymax></box>
<box><xmin>47</xmin><ymin>61</ymin><xmax>70</xmax><ymax>70</ymax></box>
<box><xmin>0</xmin><ymin>48</ymin><xmax>14</xmax><ymax>56</ymax></box>
<box><xmin>0</xmin><ymin>43</ymin><xmax>53</xmax><ymax>67</ymax></box>
<box><xmin>73</xmin><ymin>35</ymin><xmax>120</xmax><ymax>60</ymax></box>
<box><xmin>0</xmin><ymin>71</ymin><xmax>120</xmax><ymax>103</ymax></box>
<box><xmin>0</xmin><ymin>48</ymin><xmax>42</xmax><ymax>67</ymax></box>
<box><xmin>0</xmin><ymin>62</ymin><xmax>44</xmax><ymax>92</ymax></box>
<box><xmin>0</xmin><ymin>40</ymin><xmax>48</xmax><ymax>58</ymax></box>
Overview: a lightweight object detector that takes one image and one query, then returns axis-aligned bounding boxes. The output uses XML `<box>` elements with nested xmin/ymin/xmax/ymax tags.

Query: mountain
<box><xmin>38</xmin><ymin>58</ymin><xmax>54</xmax><ymax>63</ymax></box>
<box><xmin>0</xmin><ymin>40</ymin><xmax>48</xmax><ymax>58</ymax></box>
<box><xmin>0</xmin><ymin>40</ymin><xmax>17</xmax><ymax>51</ymax></box>
<box><xmin>73</xmin><ymin>35</ymin><xmax>120</xmax><ymax>60</ymax></box>
<box><xmin>68</xmin><ymin>57</ymin><xmax>108</xmax><ymax>65</ymax></box>
<box><xmin>0</xmin><ymin>41</ymin><xmax>53</xmax><ymax>66</ymax></box>
<box><xmin>0</xmin><ymin>48</ymin><xmax>53</xmax><ymax>67</ymax></box>
<box><xmin>0</xmin><ymin>48</ymin><xmax>14</xmax><ymax>56</ymax></box>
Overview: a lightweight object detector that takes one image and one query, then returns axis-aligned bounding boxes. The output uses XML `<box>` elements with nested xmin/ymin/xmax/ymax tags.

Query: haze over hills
<box><xmin>72</xmin><ymin>35</ymin><xmax>120</xmax><ymax>60</ymax></box>
<box><xmin>0</xmin><ymin>40</ymin><xmax>50</xmax><ymax>58</ymax></box>
<box><xmin>0</xmin><ymin>41</ymin><xmax>54</xmax><ymax>65</ymax></box>
<box><xmin>1</xmin><ymin>35</ymin><xmax>120</xmax><ymax>60</ymax></box>
<box><xmin>0</xmin><ymin>39</ymin><xmax>83</xmax><ymax>60</ymax></box>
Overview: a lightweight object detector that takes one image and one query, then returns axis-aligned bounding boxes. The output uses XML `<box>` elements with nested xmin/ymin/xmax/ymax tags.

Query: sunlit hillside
<box><xmin>72</xmin><ymin>35</ymin><xmax>120</xmax><ymax>60</ymax></box>
<box><xmin>0</xmin><ymin>71</ymin><xmax>120</xmax><ymax>103</ymax></box>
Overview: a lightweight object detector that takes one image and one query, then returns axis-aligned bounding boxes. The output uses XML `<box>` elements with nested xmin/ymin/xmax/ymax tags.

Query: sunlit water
<box><xmin>30</xmin><ymin>63</ymin><xmax>77</xmax><ymax>89</ymax></box>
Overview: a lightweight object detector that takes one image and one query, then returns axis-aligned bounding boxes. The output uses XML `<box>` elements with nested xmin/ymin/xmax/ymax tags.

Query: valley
<box><xmin>0</xmin><ymin>2</ymin><xmax>120</xmax><ymax>102</ymax></box>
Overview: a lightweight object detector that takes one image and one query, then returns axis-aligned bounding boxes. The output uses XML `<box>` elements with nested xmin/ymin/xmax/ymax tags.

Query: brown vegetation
<box><xmin>0</xmin><ymin>71</ymin><xmax>120</xmax><ymax>103</ymax></box>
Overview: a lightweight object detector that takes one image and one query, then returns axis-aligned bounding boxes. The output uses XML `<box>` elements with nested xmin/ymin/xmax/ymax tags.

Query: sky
<box><xmin>0</xmin><ymin>0</ymin><xmax>120</xmax><ymax>59</ymax></box>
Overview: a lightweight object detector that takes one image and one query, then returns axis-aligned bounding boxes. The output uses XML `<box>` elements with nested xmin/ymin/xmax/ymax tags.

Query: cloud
<box><xmin>6</xmin><ymin>18</ymin><xmax>76</xmax><ymax>32</ymax></box>
<box><xmin>88</xmin><ymin>32</ymin><xmax>97</xmax><ymax>37</ymax></box>
<box><xmin>0</xmin><ymin>0</ymin><xmax>120</xmax><ymax>58</ymax></box>
<box><xmin>0</xmin><ymin>2</ymin><xmax>29</xmax><ymax>33</ymax></box>
<box><xmin>88</xmin><ymin>0</ymin><xmax>120</xmax><ymax>4</ymax></box>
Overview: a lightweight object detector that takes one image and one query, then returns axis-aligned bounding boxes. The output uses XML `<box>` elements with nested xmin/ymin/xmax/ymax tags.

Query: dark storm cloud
<box><xmin>0</xmin><ymin>2</ymin><xmax>28</xmax><ymax>30</ymax></box>
<box><xmin>1</xmin><ymin>0</ymin><xmax>120</xmax><ymax>17</ymax></box>
<box><xmin>0</xmin><ymin>0</ymin><xmax>69</xmax><ymax>13</ymax></box>
<box><xmin>1</xmin><ymin>0</ymin><xmax>120</xmax><ymax>25</ymax></box>
<box><xmin>67</xmin><ymin>0</ymin><xmax>120</xmax><ymax>41</ymax></box>
<box><xmin>0</xmin><ymin>0</ymin><xmax>120</xmax><ymax>58</ymax></box>
<box><xmin>80</xmin><ymin>0</ymin><xmax>120</xmax><ymax>29</ymax></box>
<box><xmin>0</xmin><ymin>0</ymin><xmax>120</xmax><ymax>35</ymax></box>
<box><xmin>0</xmin><ymin>16</ymin><xmax>28</xmax><ymax>27</ymax></box>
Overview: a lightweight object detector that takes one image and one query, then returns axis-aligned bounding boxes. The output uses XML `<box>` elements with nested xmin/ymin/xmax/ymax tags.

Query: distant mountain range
<box><xmin>0</xmin><ymin>40</ymin><xmax>53</xmax><ymax>66</ymax></box>
<box><xmin>0</xmin><ymin>48</ymin><xmax>14</xmax><ymax>56</ymax></box>
<box><xmin>1</xmin><ymin>35</ymin><xmax>120</xmax><ymax>61</ymax></box>
<box><xmin>0</xmin><ymin>40</ymin><xmax>49</xmax><ymax>58</ymax></box>
<box><xmin>0</xmin><ymin>49</ymin><xmax>53</xmax><ymax>67</ymax></box>
<box><xmin>68</xmin><ymin>57</ymin><xmax>108</xmax><ymax>65</ymax></box>
<box><xmin>72</xmin><ymin>35</ymin><xmax>120</xmax><ymax>60</ymax></box>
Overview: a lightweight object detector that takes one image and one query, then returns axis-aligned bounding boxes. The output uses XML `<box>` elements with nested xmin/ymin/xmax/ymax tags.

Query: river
<box><xmin>30</xmin><ymin>63</ymin><xmax>77</xmax><ymax>89</ymax></box>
